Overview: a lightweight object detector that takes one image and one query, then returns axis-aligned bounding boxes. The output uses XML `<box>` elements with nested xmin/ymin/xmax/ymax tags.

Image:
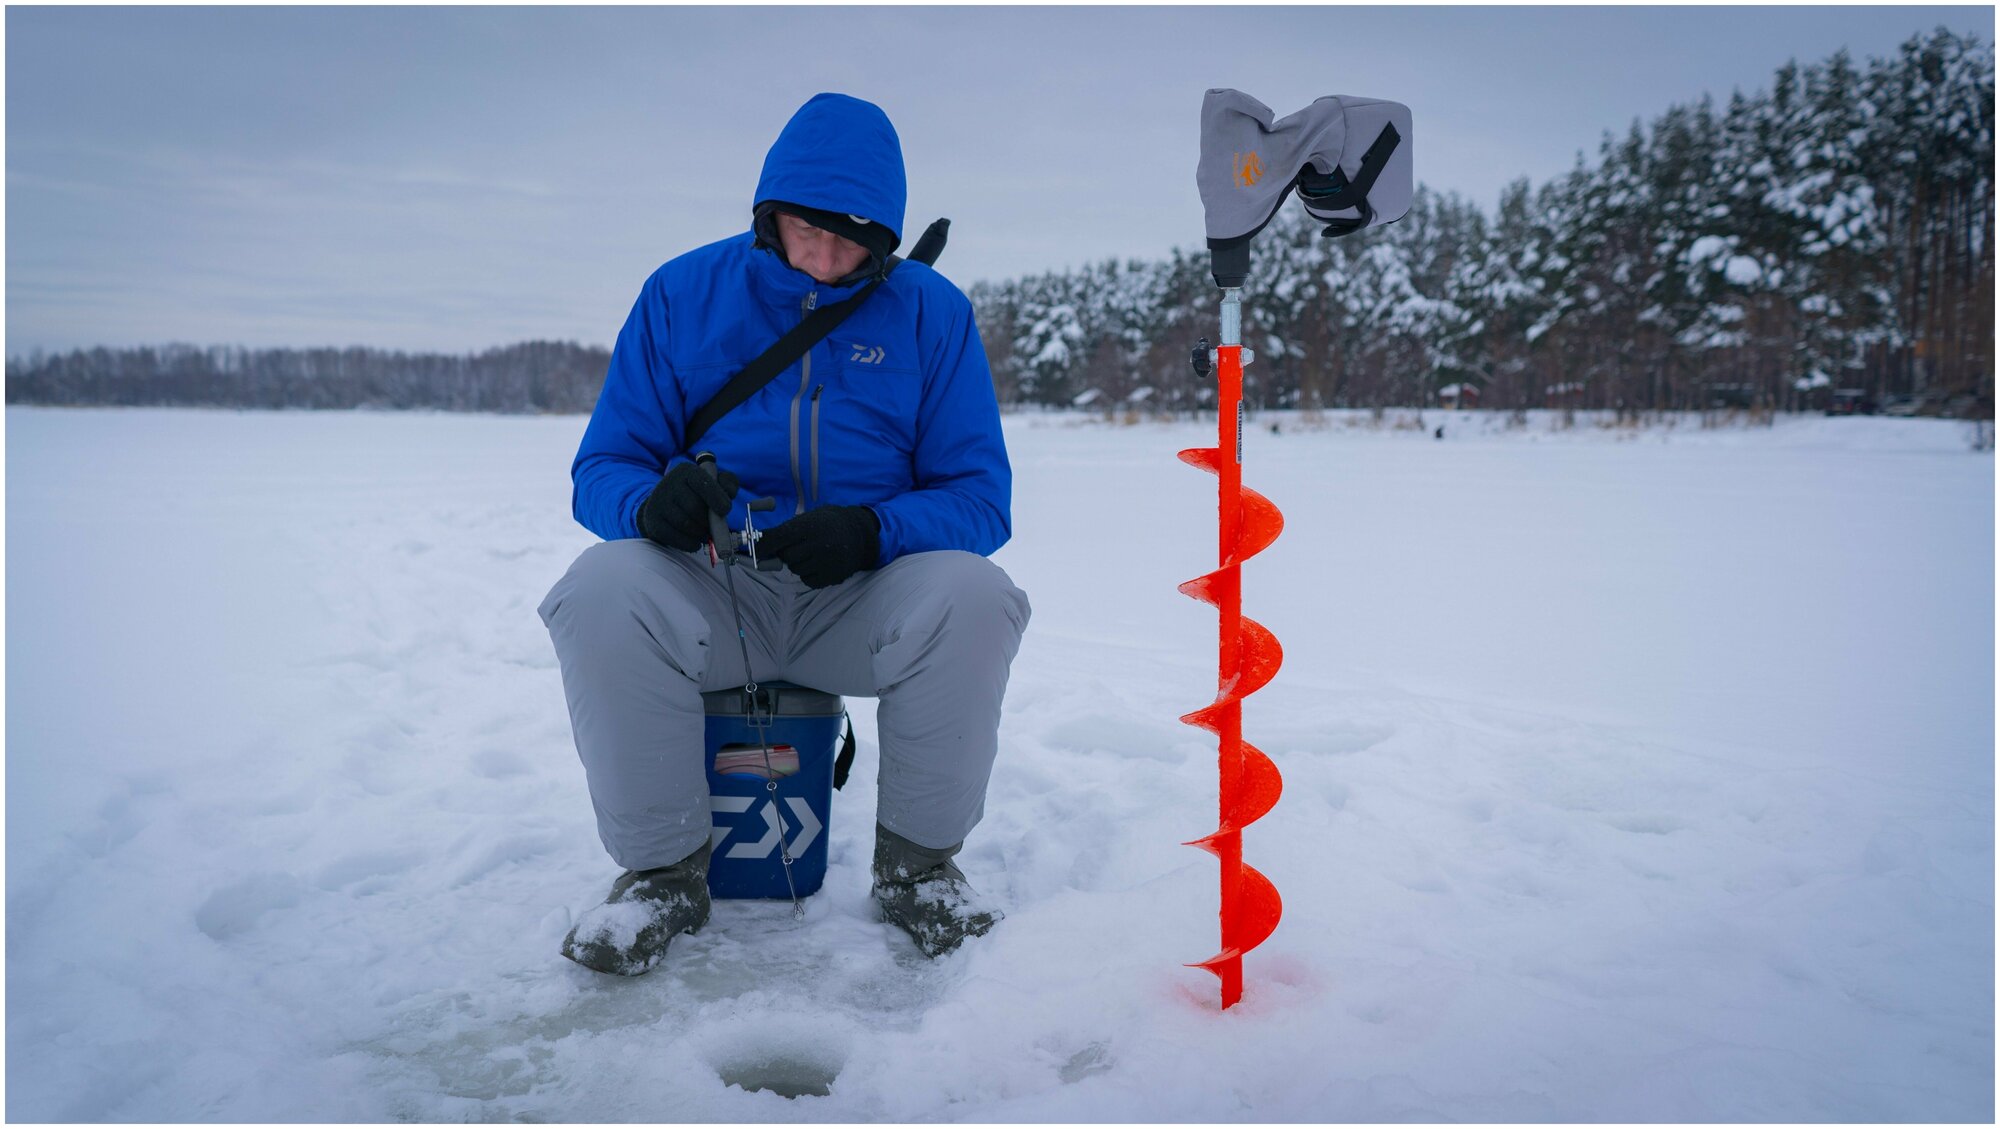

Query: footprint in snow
<box><xmin>315</xmin><ymin>849</ymin><xmax>422</xmax><ymax>893</ymax></box>
<box><xmin>1041</xmin><ymin>713</ymin><xmax>1186</xmax><ymax>763</ymax></box>
<box><xmin>1458</xmin><ymin>796</ymin><xmax>1496</xmax><ymax>823</ymax></box>
<box><xmin>469</xmin><ymin>748</ymin><xmax>533</xmax><ymax>780</ymax></box>
<box><xmin>450</xmin><ymin>833</ymin><xmax>558</xmax><ymax>888</ymax></box>
<box><xmin>195</xmin><ymin>873</ymin><xmax>303</xmax><ymax>941</ymax></box>
<box><xmin>70</xmin><ymin>793</ymin><xmax>148</xmax><ymax>859</ymax></box>
<box><xmin>1603</xmin><ymin>812</ymin><xmax>1688</xmax><ymax>835</ymax></box>
<box><xmin>1057</xmin><ymin>1042</ymin><xmax>1115</xmax><ymax>1084</ymax></box>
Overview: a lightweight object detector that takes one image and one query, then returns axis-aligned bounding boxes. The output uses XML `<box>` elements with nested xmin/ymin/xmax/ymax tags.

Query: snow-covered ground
<box><xmin>7</xmin><ymin>406</ymin><xmax>1992</xmax><ymax>1121</ymax></box>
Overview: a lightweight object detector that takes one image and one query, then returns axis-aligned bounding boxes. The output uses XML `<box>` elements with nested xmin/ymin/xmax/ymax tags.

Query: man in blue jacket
<box><xmin>539</xmin><ymin>93</ymin><xmax>1030</xmax><ymax>974</ymax></box>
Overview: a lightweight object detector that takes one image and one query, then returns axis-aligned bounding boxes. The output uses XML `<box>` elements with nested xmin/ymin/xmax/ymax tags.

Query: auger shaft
<box><xmin>1180</xmin><ymin>287</ymin><xmax>1283</xmax><ymax>1010</ymax></box>
<box><xmin>1214</xmin><ymin>292</ymin><xmax>1248</xmax><ymax>1008</ymax></box>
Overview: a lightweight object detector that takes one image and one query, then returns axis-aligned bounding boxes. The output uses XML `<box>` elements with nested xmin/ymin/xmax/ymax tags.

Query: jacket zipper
<box><xmin>787</xmin><ymin>291</ymin><xmax>815</xmax><ymax>515</ymax></box>
<box><xmin>809</xmin><ymin>384</ymin><xmax>825</xmax><ymax>506</ymax></box>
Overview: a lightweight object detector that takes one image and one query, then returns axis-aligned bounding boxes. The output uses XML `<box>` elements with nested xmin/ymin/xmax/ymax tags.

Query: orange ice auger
<box><xmin>1179</xmin><ymin>291</ymin><xmax>1285</xmax><ymax>1011</ymax></box>
<box><xmin>1185</xmin><ymin>89</ymin><xmax>1412</xmax><ymax>1008</ymax></box>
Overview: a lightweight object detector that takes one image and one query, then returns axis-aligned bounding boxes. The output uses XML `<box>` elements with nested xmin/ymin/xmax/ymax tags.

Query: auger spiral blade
<box><xmin>1228</xmin><ymin>742</ymin><xmax>1284</xmax><ymax>830</ymax></box>
<box><xmin>1183</xmin><ymin>859</ymin><xmax>1283</xmax><ymax>1009</ymax></box>
<box><xmin>1177</xmin><ymin>445</ymin><xmax>1224</xmax><ymax>474</ymax></box>
<box><xmin>1184</xmin><ymin>742</ymin><xmax>1280</xmax><ymax>837</ymax></box>
<box><xmin>1179</xmin><ymin>300</ymin><xmax>1283</xmax><ymax>1010</ymax></box>
<box><xmin>1230</xmin><ymin>617</ymin><xmax>1283</xmax><ymax>700</ymax></box>
<box><xmin>1232</xmin><ymin>488</ymin><xmax>1284</xmax><ymax>567</ymax></box>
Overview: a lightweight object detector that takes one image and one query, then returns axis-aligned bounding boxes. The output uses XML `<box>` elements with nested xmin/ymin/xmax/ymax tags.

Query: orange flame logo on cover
<box><xmin>1178</xmin><ymin>343</ymin><xmax>1283</xmax><ymax>1010</ymax></box>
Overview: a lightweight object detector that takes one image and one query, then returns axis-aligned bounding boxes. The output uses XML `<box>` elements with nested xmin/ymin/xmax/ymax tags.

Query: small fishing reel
<box><xmin>695</xmin><ymin>452</ymin><xmax>783</xmax><ymax>569</ymax></box>
<box><xmin>729</xmin><ymin>496</ymin><xmax>781</xmax><ymax>570</ymax></box>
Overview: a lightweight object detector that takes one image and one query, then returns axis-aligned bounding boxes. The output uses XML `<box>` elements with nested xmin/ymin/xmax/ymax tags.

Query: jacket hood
<box><xmin>753</xmin><ymin>93</ymin><xmax>906</xmax><ymax>248</ymax></box>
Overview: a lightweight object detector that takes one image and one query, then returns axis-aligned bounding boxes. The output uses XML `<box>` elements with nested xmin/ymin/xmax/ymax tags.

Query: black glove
<box><xmin>636</xmin><ymin>461</ymin><xmax>739</xmax><ymax>552</ymax></box>
<box><xmin>759</xmin><ymin>505</ymin><xmax>881</xmax><ymax>589</ymax></box>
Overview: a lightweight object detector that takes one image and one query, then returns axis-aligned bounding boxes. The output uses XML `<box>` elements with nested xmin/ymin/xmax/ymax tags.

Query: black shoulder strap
<box><xmin>681</xmin><ymin>271</ymin><xmax>887</xmax><ymax>452</ymax></box>
<box><xmin>681</xmin><ymin>217</ymin><xmax>950</xmax><ymax>452</ymax></box>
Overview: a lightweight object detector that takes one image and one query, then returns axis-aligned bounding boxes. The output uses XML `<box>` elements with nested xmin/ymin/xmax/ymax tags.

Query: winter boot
<box><xmin>871</xmin><ymin>823</ymin><xmax>1003</xmax><ymax>958</ymax></box>
<box><xmin>561</xmin><ymin>841</ymin><xmax>712</xmax><ymax>975</ymax></box>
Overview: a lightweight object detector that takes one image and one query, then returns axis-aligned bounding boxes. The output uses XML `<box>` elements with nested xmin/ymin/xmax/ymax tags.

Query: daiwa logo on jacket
<box><xmin>568</xmin><ymin>93</ymin><xmax>1013</xmax><ymax>564</ymax></box>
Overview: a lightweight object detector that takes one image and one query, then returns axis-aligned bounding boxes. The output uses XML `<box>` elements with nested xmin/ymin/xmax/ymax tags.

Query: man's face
<box><xmin>776</xmin><ymin>211</ymin><xmax>872</xmax><ymax>284</ymax></box>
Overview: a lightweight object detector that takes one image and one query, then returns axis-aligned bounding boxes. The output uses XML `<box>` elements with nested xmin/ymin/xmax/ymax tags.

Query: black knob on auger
<box><xmin>1192</xmin><ymin>337</ymin><xmax>1213</xmax><ymax>379</ymax></box>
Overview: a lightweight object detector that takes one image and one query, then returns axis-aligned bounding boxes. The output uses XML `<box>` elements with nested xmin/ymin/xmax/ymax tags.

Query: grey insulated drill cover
<box><xmin>1197</xmin><ymin>89</ymin><xmax>1413</xmax><ymax>244</ymax></box>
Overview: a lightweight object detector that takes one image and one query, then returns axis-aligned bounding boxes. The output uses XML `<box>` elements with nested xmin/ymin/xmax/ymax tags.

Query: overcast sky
<box><xmin>6</xmin><ymin>4</ymin><xmax>1989</xmax><ymax>355</ymax></box>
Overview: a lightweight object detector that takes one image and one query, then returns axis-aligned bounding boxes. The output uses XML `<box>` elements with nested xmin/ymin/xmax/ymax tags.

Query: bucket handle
<box><xmin>833</xmin><ymin>712</ymin><xmax>857</xmax><ymax>790</ymax></box>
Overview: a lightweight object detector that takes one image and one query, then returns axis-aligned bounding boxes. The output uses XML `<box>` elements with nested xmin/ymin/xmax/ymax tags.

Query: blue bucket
<box><xmin>702</xmin><ymin>682</ymin><xmax>842</xmax><ymax>899</ymax></box>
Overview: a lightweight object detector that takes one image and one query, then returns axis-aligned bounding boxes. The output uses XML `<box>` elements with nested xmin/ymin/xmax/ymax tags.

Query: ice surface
<box><xmin>5</xmin><ymin>406</ymin><xmax>1991</xmax><ymax>1121</ymax></box>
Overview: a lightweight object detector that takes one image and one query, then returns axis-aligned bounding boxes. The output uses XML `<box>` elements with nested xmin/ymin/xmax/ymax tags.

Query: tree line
<box><xmin>973</xmin><ymin>28</ymin><xmax>1993</xmax><ymax>418</ymax></box>
<box><xmin>5</xmin><ymin>340</ymin><xmax>609</xmax><ymax>413</ymax></box>
<box><xmin>8</xmin><ymin>30</ymin><xmax>1990</xmax><ymax>419</ymax></box>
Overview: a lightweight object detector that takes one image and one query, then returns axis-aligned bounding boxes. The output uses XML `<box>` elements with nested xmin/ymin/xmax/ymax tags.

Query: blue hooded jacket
<box><xmin>570</xmin><ymin>93</ymin><xmax>1012</xmax><ymax>564</ymax></box>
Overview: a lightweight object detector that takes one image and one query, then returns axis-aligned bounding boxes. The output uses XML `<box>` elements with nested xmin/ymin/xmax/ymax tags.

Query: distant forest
<box><xmin>8</xmin><ymin>30</ymin><xmax>1991</xmax><ymax>418</ymax></box>
<box><xmin>6</xmin><ymin>340</ymin><xmax>608</xmax><ymax>413</ymax></box>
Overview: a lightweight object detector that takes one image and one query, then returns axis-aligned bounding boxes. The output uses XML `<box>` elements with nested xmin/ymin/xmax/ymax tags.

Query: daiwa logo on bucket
<box><xmin>708</xmin><ymin>796</ymin><xmax>823</xmax><ymax>857</ymax></box>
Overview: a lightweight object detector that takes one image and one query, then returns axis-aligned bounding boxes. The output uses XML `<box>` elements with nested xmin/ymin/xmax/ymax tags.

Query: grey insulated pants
<box><xmin>539</xmin><ymin>540</ymin><xmax>1031</xmax><ymax>872</ymax></box>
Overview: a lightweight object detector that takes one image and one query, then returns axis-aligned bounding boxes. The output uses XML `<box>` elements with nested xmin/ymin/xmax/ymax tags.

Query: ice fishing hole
<box><xmin>714</xmin><ymin>1050</ymin><xmax>843</xmax><ymax>1099</ymax></box>
<box><xmin>702</xmin><ymin>1016</ymin><xmax>852</xmax><ymax>1100</ymax></box>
